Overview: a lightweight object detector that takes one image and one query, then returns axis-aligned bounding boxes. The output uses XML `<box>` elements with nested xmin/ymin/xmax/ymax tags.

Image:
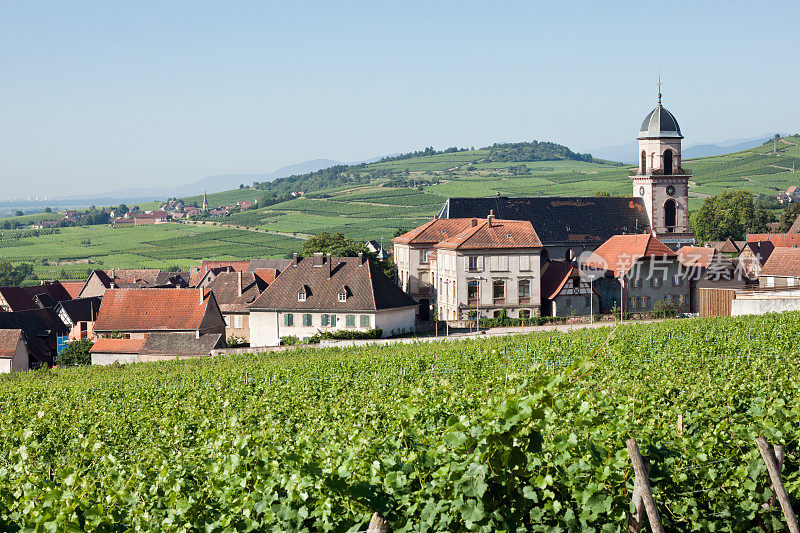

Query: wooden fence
<box><xmin>699</xmin><ymin>288</ymin><xmax>737</xmax><ymax>318</ymax></box>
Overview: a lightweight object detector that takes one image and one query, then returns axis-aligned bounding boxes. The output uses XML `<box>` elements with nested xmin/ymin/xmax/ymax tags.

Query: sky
<box><xmin>1</xmin><ymin>1</ymin><xmax>799</xmax><ymax>198</ymax></box>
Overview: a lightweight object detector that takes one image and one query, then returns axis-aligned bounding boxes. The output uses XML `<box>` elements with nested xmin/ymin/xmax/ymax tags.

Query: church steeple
<box><xmin>202</xmin><ymin>190</ymin><xmax>208</xmax><ymax>211</ymax></box>
<box><xmin>631</xmin><ymin>82</ymin><xmax>693</xmax><ymax>246</ymax></box>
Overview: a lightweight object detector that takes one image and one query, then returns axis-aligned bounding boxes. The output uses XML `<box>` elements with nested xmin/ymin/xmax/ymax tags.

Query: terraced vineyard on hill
<box><xmin>1</xmin><ymin>314</ymin><xmax>799</xmax><ymax>530</ymax></box>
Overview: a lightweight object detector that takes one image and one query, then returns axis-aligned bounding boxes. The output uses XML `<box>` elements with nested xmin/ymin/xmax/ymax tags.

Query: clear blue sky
<box><xmin>1</xmin><ymin>1</ymin><xmax>798</xmax><ymax>197</ymax></box>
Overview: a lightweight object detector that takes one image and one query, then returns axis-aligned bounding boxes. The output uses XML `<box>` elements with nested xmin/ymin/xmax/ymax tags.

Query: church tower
<box><xmin>631</xmin><ymin>83</ymin><xmax>694</xmax><ymax>248</ymax></box>
<box><xmin>202</xmin><ymin>190</ymin><xmax>208</xmax><ymax>211</ymax></box>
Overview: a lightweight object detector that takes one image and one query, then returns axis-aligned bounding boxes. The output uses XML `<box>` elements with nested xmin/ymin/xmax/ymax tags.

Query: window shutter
<box><xmin>520</xmin><ymin>255</ymin><xmax>530</xmax><ymax>271</ymax></box>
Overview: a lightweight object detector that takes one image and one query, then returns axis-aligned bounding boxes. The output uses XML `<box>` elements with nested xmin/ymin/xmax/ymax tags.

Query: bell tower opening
<box><xmin>664</xmin><ymin>199</ymin><xmax>677</xmax><ymax>229</ymax></box>
<box><xmin>664</xmin><ymin>149</ymin><xmax>673</xmax><ymax>175</ymax></box>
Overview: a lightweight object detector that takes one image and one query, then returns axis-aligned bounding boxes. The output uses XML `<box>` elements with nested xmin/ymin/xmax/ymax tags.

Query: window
<box><xmin>520</xmin><ymin>255</ymin><xmax>530</xmax><ymax>271</ymax></box>
<box><xmin>518</xmin><ymin>279</ymin><xmax>530</xmax><ymax>302</ymax></box>
<box><xmin>585</xmin><ymin>296</ymin><xmax>591</xmax><ymax>307</ymax></box>
<box><xmin>639</xmin><ymin>296</ymin><xmax>648</xmax><ymax>308</ymax></box>
<box><xmin>641</xmin><ymin>150</ymin><xmax>647</xmax><ymax>174</ymax></box>
<box><xmin>346</xmin><ymin>314</ymin><xmax>355</xmax><ymax>327</ymax></box>
<box><xmin>490</xmin><ymin>256</ymin><xmax>509</xmax><ymax>271</ymax></box>
<box><xmin>632</xmin><ymin>278</ymin><xmax>641</xmax><ymax>288</ymax></box>
<box><xmin>572</xmin><ymin>278</ymin><xmax>580</xmax><ymax>289</ymax></box>
<box><xmin>520</xmin><ymin>310</ymin><xmax>531</xmax><ymax>319</ymax></box>
<box><xmin>224</xmin><ymin>315</ymin><xmax>231</xmax><ymax>327</ymax></box>
<box><xmin>233</xmin><ymin>315</ymin><xmax>243</xmax><ymax>329</ymax></box>
<box><xmin>360</xmin><ymin>315</ymin><xmax>370</xmax><ymax>328</ymax></box>
<box><xmin>297</xmin><ymin>290</ymin><xmax>306</xmax><ymax>302</ymax></box>
<box><xmin>467</xmin><ymin>280</ymin><xmax>479</xmax><ymax>301</ymax></box>
<box><xmin>338</xmin><ymin>291</ymin><xmax>347</xmax><ymax>302</ymax></box>
<box><xmin>468</xmin><ymin>256</ymin><xmax>479</xmax><ymax>272</ymax></box>
<box><xmin>629</xmin><ymin>297</ymin><xmax>637</xmax><ymax>309</ymax></box>
<box><xmin>284</xmin><ymin>313</ymin><xmax>294</xmax><ymax>326</ymax></box>
<box><xmin>302</xmin><ymin>313</ymin><xmax>312</xmax><ymax>326</ymax></box>
<box><xmin>420</xmin><ymin>249</ymin><xmax>429</xmax><ymax>263</ymax></box>
<box><xmin>492</xmin><ymin>280</ymin><xmax>505</xmax><ymax>301</ymax></box>
<box><xmin>651</xmin><ymin>277</ymin><xmax>661</xmax><ymax>288</ymax></box>
<box><xmin>766</xmin><ymin>277</ymin><xmax>775</xmax><ymax>288</ymax></box>
<box><xmin>673</xmin><ymin>274</ymin><xmax>683</xmax><ymax>286</ymax></box>
<box><xmin>678</xmin><ymin>294</ymin><xmax>686</xmax><ymax>305</ymax></box>
<box><xmin>321</xmin><ymin>314</ymin><xmax>336</xmax><ymax>326</ymax></box>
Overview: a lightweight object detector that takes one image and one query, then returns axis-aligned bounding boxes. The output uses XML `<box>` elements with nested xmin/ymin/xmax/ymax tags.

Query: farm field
<box><xmin>1</xmin><ymin>313</ymin><xmax>798</xmax><ymax>530</ymax></box>
<box><xmin>0</xmin><ymin>223</ymin><xmax>300</xmax><ymax>279</ymax></box>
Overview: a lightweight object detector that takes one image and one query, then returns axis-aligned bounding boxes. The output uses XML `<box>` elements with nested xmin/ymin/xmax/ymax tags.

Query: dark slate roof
<box><xmin>639</xmin><ymin>104</ymin><xmax>683</xmax><ymax>138</ymax></box>
<box><xmin>0</xmin><ymin>283</ymin><xmax>73</xmax><ymax>312</ymax></box>
<box><xmin>0</xmin><ymin>309</ymin><xmax>67</xmax><ymax>364</ymax></box>
<box><xmin>138</xmin><ymin>332</ymin><xmax>224</xmax><ymax>356</ymax></box>
<box><xmin>247</xmin><ymin>259</ymin><xmax>293</xmax><ymax>272</ymax></box>
<box><xmin>438</xmin><ymin>196</ymin><xmax>651</xmax><ymax>246</ymax></box>
<box><xmin>206</xmin><ymin>271</ymin><xmax>268</xmax><ymax>313</ymax></box>
<box><xmin>249</xmin><ymin>255</ymin><xmax>418</xmax><ymax>311</ymax></box>
<box><xmin>55</xmin><ymin>297</ymin><xmax>102</xmax><ymax>325</ymax></box>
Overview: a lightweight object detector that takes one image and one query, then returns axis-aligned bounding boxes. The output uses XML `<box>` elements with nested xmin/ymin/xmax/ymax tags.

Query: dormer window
<box><xmin>338</xmin><ymin>291</ymin><xmax>347</xmax><ymax>302</ymax></box>
<box><xmin>298</xmin><ymin>286</ymin><xmax>308</xmax><ymax>302</ymax></box>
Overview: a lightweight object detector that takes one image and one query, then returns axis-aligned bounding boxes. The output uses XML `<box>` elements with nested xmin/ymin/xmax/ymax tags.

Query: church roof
<box><xmin>438</xmin><ymin>196</ymin><xmax>651</xmax><ymax>247</ymax></box>
<box><xmin>639</xmin><ymin>104</ymin><xmax>683</xmax><ymax>139</ymax></box>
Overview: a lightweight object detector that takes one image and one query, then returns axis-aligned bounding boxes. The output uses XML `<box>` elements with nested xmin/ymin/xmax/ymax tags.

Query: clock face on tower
<box><xmin>639</xmin><ymin>186</ymin><xmax>645</xmax><ymax>196</ymax></box>
<box><xmin>666</xmin><ymin>185</ymin><xmax>676</xmax><ymax>196</ymax></box>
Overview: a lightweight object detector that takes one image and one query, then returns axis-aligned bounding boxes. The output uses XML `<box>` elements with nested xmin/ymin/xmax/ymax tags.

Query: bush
<box><xmin>227</xmin><ymin>335</ymin><xmax>248</xmax><ymax>348</ymax></box>
<box><xmin>308</xmin><ymin>328</ymin><xmax>383</xmax><ymax>344</ymax></box>
<box><xmin>652</xmin><ymin>297</ymin><xmax>680</xmax><ymax>319</ymax></box>
<box><xmin>280</xmin><ymin>336</ymin><xmax>298</xmax><ymax>346</ymax></box>
<box><xmin>58</xmin><ymin>339</ymin><xmax>93</xmax><ymax>366</ymax></box>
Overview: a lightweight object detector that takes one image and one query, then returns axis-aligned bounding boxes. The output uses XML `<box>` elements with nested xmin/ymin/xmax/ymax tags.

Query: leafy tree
<box><xmin>690</xmin><ymin>190</ymin><xmax>770</xmax><ymax>243</ymax></box>
<box><xmin>59</xmin><ymin>339</ymin><xmax>93</xmax><ymax>366</ymax></box>
<box><xmin>302</xmin><ymin>232</ymin><xmax>368</xmax><ymax>257</ymax></box>
<box><xmin>594</xmin><ymin>190</ymin><xmax>611</xmax><ymax>197</ymax></box>
<box><xmin>0</xmin><ymin>260</ymin><xmax>35</xmax><ymax>286</ymax></box>
<box><xmin>393</xmin><ymin>227</ymin><xmax>410</xmax><ymax>238</ymax></box>
<box><xmin>778</xmin><ymin>202</ymin><xmax>800</xmax><ymax>232</ymax></box>
<box><xmin>14</xmin><ymin>211</ymin><xmax>23</xmax><ymax>217</ymax></box>
<box><xmin>44</xmin><ymin>207</ymin><xmax>52</xmax><ymax>213</ymax></box>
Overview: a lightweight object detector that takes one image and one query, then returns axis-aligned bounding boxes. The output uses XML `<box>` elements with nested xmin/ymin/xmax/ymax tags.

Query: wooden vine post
<box><xmin>626</xmin><ymin>438</ymin><xmax>664</xmax><ymax>533</ymax></box>
<box><xmin>366</xmin><ymin>512</ymin><xmax>389</xmax><ymax>533</ymax></box>
<box><xmin>756</xmin><ymin>437</ymin><xmax>799</xmax><ymax>533</ymax></box>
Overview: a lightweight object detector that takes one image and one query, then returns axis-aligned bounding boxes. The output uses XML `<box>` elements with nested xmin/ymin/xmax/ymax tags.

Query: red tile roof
<box><xmin>253</xmin><ymin>268</ymin><xmax>279</xmax><ymax>285</ymax></box>
<box><xmin>584</xmin><ymin>234</ymin><xmax>675</xmax><ymax>276</ymax></box>
<box><xmin>760</xmin><ymin>247</ymin><xmax>800</xmax><ymax>277</ymax></box>
<box><xmin>90</xmin><ymin>338</ymin><xmax>146</xmax><ymax>354</ymax></box>
<box><xmin>0</xmin><ymin>329</ymin><xmax>23</xmax><ymax>358</ymax></box>
<box><xmin>677</xmin><ymin>246</ymin><xmax>718</xmax><ymax>269</ymax></box>
<box><xmin>59</xmin><ymin>281</ymin><xmax>85</xmax><ymax>299</ymax></box>
<box><xmin>206</xmin><ymin>271</ymin><xmax>267</xmax><ymax>313</ymax></box>
<box><xmin>93</xmin><ymin>288</ymin><xmax>214</xmax><ymax>332</ymax></box>
<box><xmin>746</xmin><ymin>234</ymin><xmax>800</xmax><ymax>248</ymax></box>
<box><xmin>392</xmin><ymin>218</ymin><xmax>476</xmax><ymax>245</ymax></box>
<box><xmin>435</xmin><ymin>217</ymin><xmax>542</xmax><ymax>250</ymax></box>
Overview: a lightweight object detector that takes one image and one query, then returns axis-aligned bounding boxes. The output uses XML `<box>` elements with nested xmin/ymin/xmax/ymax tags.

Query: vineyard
<box><xmin>1</xmin><ymin>314</ymin><xmax>799</xmax><ymax>531</ymax></box>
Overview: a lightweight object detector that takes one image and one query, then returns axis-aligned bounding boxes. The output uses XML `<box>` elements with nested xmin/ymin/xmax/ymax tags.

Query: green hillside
<box><xmin>2</xmin><ymin>136</ymin><xmax>799</xmax><ymax>279</ymax></box>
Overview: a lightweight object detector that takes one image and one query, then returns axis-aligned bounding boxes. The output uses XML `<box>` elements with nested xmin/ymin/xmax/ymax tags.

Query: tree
<box><xmin>689</xmin><ymin>190</ymin><xmax>770</xmax><ymax>243</ymax></box>
<box><xmin>59</xmin><ymin>339</ymin><xmax>93</xmax><ymax>366</ymax></box>
<box><xmin>778</xmin><ymin>202</ymin><xmax>800</xmax><ymax>232</ymax></box>
<box><xmin>302</xmin><ymin>232</ymin><xmax>368</xmax><ymax>257</ymax></box>
<box><xmin>14</xmin><ymin>211</ymin><xmax>23</xmax><ymax>217</ymax></box>
<box><xmin>44</xmin><ymin>207</ymin><xmax>52</xmax><ymax>213</ymax></box>
<box><xmin>594</xmin><ymin>190</ymin><xmax>611</xmax><ymax>197</ymax></box>
<box><xmin>393</xmin><ymin>227</ymin><xmax>410</xmax><ymax>238</ymax></box>
<box><xmin>0</xmin><ymin>260</ymin><xmax>34</xmax><ymax>286</ymax></box>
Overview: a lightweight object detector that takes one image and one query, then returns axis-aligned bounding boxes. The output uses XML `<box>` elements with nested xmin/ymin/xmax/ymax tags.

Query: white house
<box><xmin>248</xmin><ymin>253</ymin><xmax>418</xmax><ymax>346</ymax></box>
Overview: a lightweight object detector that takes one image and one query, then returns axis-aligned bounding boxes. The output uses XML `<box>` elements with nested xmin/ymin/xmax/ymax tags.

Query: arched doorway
<box><xmin>663</xmin><ymin>149</ymin><xmax>673</xmax><ymax>175</ymax></box>
<box><xmin>664</xmin><ymin>199</ymin><xmax>677</xmax><ymax>228</ymax></box>
<box><xmin>641</xmin><ymin>150</ymin><xmax>647</xmax><ymax>174</ymax></box>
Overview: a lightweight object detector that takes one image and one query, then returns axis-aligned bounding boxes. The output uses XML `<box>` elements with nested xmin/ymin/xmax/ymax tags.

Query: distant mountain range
<box><xmin>585</xmin><ymin>133</ymin><xmax>787</xmax><ymax>164</ymax></box>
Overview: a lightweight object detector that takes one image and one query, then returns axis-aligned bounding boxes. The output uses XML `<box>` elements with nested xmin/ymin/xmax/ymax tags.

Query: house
<box><xmin>777</xmin><ymin>186</ymin><xmax>800</xmax><ymax>204</ymax></box>
<box><xmin>0</xmin><ymin>309</ymin><xmax>68</xmax><ymax>367</ymax></box>
<box><xmin>432</xmin><ymin>214</ymin><xmax>544</xmax><ymax>320</ymax></box>
<box><xmin>93</xmin><ymin>288</ymin><xmax>226</xmax><ymax>339</ymax></box>
<box><xmin>366</xmin><ymin>240</ymin><xmax>390</xmax><ymax>260</ymax></box>
<box><xmin>79</xmin><ymin>269</ymin><xmax>188</xmax><ymax>298</ymax></box>
<box><xmin>759</xmin><ymin>247</ymin><xmax>800</xmax><ymax>289</ymax></box>
<box><xmin>113</xmin><ymin>217</ymin><xmax>135</xmax><ymax>227</ymax></box>
<box><xmin>205</xmin><ymin>271</ymin><xmax>269</xmax><ymax>342</ymax></box>
<box><xmin>392</xmin><ymin>217</ymin><xmax>477</xmax><ymax>318</ymax></box>
<box><xmin>676</xmin><ymin>246</ymin><xmax>748</xmax><ymax>312</ymax></box>
<box><xmin>237</xmin><ymin>200</ymin><xmax>255</xmax><ymax>209</ymax></box>
<box><xmin>540</xmin><ymin>261</ymin><xmax>600</xmax><ymax>317</ymax></box>
<box><xmin>0</xmin><ymin>282</ymin><xmax>74</xmax><ymax>312</ymax></box>
<box><xmin>0</xmin><ymin>329</ymin><xmax>30</xmax><ymax>373</ymax></box>
<box><xmin>189</xmin><ymin>259</ymin><xmax>292</xmax><ymax>287</ymax></box>
<box><xmin>585</xmin><ymin>233</ymin><xmax>689</xmax><ymax>313</ymax></box>
<box><xmin>55</xmin><ymin>297</ymin><xmax>102</xmax><ymax>341</ymax></box>
<box><xmin>705</xmin><ymin>238</ymin><xmax>740</xmax><ymax>256</ymax></box>
<box><xmin>248</xmin><ymin>253</ymin><xmax>418</xmax><ymax>346</ymax></box>
<box><xmin>746</xmin><ymin>233</ymin><xmax>800</xmax><ymax>248</ymax></box>
<box><xmin>738</xmin><ymin>241</ymin><xmax>773</xmax><ymax>280</ymax></box>
<box><xmin>90</xmin><ymin>332</ymin><xmax>224</xmax><ymax>365</ymax></box>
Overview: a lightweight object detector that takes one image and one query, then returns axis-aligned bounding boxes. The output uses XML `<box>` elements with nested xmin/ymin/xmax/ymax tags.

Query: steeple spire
<box><xmin>657</xmin><ymin>70</ymin><xmax>662</xmax><ymax>105</ymax></box>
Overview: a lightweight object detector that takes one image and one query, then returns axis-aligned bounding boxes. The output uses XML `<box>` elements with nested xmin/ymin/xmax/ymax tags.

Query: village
<box><xmin>3</xmin><ymin>98</ymin><xmax>800</xmax><ymax>372</ymax></box>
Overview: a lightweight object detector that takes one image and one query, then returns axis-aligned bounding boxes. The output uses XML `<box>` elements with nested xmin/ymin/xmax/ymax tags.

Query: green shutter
<box><xmin>346</xmin><ymin>314</ymin><xmax>355</xmax><ymax>327</ymax></box>
<box><xmin>330</xmin><ymin>314</ymin><xmax>336</xmax><ymax>326</ymax></box>
<box><xmin>303</xmin><ymin>313</ymin><xmax>312</xmax><ymax>326</ymax></box>
<box><xmin>284</xmin><ymin>313</ymin><xmax>294</xmax><ymax>326</ymax></box>
<box><xmin>360</xmin><ymin>315</ymin><xmax>370</xmax><ymax>328</ymax></box>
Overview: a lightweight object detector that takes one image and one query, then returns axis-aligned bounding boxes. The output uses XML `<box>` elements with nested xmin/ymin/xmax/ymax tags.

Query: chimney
<box><xmin>327</xmin><ymin>253</ymin><xmax>332</xmax><ymax>279</ymax></box>
<box><xmin>313</xmin><ymin>252</ymin><xmax>324</xmax><ymax>267</ymax></box>
<box><xmin>292</xmin><ymin>252</ymin><xmax>298</xmax><ymax>266</ymax></box>
<box><xmin>196</xmin><ymin>330</ymin><xmax>201</xmax><ymax>339</ymax></box>
<box><xmin>109</xmin><ymin>282</ymin><xmax>116</xmax><ymax>289</ymax></box>
<box><xmin>487</xmin><ymin>210</ymin><xmax>495</xmax><ymax>227</ymax></box>
<box><xmin>237</xmin><ymin>271</ymin><xmax>243</xmax><ymax>297</ymax></box>
<box><xmin>434</xmin><ymin>214</ymin><xmax>438</xmax><ymax>220</ymax></box>
<box><xmin>470</xmin><ymin>218</ymin><xmax>478</xmax><ymax>227</ymax></box>
<box><xmin>357</xmin><ymin>252</ymin><xmax>364</xmax><ymax>266</ymax></box>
